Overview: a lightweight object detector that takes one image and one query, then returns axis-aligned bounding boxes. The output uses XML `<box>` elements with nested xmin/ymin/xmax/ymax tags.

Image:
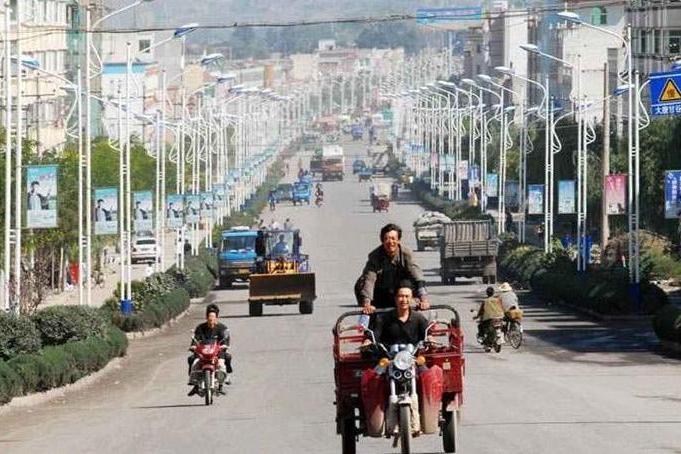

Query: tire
<box><xmin>489</xmin><ymin>275</ymin><xmax>497</xmax><ymax>284</ymax></box>
<box><xmin>204</xmin><ymin>370</ymin><xmax>212</xmax><ymax>406</ymax></box>
<box><xmin>399</xmin><ymin>405</ymin><xmax>412</xmax><ymax>454</ymax></box>
<box><xmin>507</xmin><ymin>322</ymin><xmax>523</xmax><ymax>349</ymax></box>
<box><xmin>494</xmin><ymin>343</ymin><xmax>502</xmax><ymax>353</ymax></box>
<box><xmin>220</xmin><ymin>278</ymin><xmax>233</xmax><ymax>289</ymax></box>
<box><xmin>482</xmin><ymin>276</ymin><xmax>488</xmax><ymax>284</ymax></box>
<box><xmin>341</xmin><ymin>417</ymin><xmax>356</xmax><ymax>454</ymax></box>
<box><xmin>299</xmin><ymin>300</ymin><xmax>313</xmax><ymax>314</ymax></box>
<box><xmin>448</xmin><ymin>276</ymin><xmax>456</xmax><ymax>285</ymax></box>
<box><xmin>249</xmin><ymin>302</ymin><xmax>263</xmax><ymax>317</ymax></box>
<box><xmin>416</xmin><ymin>240</ymin><xmax>424</xmax><ymax>252</ymax></box>
<box><xmin>441</xmin><ymin>274</ymin><xmax>448</xmax><ymax>285</ymax></box>
<box><xmin>442</xmin><ymin>409</ymin><xmax>459</xmax><ymax>453</ymax></box>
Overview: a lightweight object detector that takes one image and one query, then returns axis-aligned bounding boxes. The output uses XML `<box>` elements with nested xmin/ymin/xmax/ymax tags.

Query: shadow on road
<box><xmin>220</xmin><ymin>313</ymin><xmax>303</xmax><ymax>319</ymax></box>
<box><xmin>132</xmin><ymin>403</ymin><xmax>207</xmax><ymax>409</ymax></box>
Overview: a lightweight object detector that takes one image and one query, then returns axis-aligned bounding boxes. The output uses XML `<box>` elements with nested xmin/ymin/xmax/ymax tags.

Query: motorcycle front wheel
<box><xmin>506</xmin><ymin>322</ymin><xmax>523</xmax><ymax>349</ymax></box>
<box><xmin>204</xmin><ymin>370</ymin><xmax>212</xmax><ymax>406</ymax></box>
<box><xmin>399</xmin><ymin>405</ymin><xmax>411</xmax><ymax>454</ymax></box>
<box><xmin>442</xmin><ymin>409</ymin><xmax>459</xmax><ymax>453</ymax></box>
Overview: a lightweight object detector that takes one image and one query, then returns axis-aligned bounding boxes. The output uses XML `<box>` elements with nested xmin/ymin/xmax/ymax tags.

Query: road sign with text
<box><xmin>649</xmin><ymin>70</ymin><xmax>681</xmax><ymax>116</ymax></box>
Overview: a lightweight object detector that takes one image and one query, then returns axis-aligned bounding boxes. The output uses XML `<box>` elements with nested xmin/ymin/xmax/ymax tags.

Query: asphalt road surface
<box><xmin>2</xmin><ymin>139</ymin><xmax>681</xmax><ymax>454</ymax></box>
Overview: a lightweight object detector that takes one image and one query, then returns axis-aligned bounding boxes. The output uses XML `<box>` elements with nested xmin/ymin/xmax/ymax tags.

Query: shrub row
<box><xmin>408</xmin><ymin>180</ymin><xmax>493</xmax><ymax>222</ymax></box>
<box><xmin>652</xmin><ymin>304</ymin><xmax>681</xmax><ymax>344</ymax></box>
<box><xmin>499</xmin><ymin>240</ymin><xmax>668</xmax><ymax>315</ymax></box>
<box><xmin>0</xmin><ymin>326</ymin><xmax>127</xmax><ymax>405</ymax></box>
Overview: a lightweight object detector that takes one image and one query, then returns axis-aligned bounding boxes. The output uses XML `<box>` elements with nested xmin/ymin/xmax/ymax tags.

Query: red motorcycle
<box><xmin>189</xmin><ymin>337</ymin><xmax>226</xmax><ymax>405</ymax></box>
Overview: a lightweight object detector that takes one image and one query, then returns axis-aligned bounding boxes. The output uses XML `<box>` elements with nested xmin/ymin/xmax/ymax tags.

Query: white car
<box><xmin>131</xmin><ymin>237</ymin><xmax>157</xmax><ymax>264</ymax></box>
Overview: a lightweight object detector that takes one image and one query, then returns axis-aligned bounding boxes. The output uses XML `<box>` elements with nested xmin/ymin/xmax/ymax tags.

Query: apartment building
<box><xmin>629</xmin><ymin>0</ymin><xmax>681</xmax><ymax>77</ymax></box>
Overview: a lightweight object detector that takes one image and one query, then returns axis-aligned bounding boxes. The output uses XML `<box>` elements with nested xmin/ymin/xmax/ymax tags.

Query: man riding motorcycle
<box><xmin>355</xmin><ymin>223</ymin><xmax>429</xmax><ymax>314</ymax></box>
<box><xmin>315</xmin><ymin>183</ymin><xmax>324</xmax><ymax>206</ymax></box>
<box><xmin>474</xmin><ymin>286</ymin><xmax>505</xmax><ymax>342</ymax></box>
<box><xmin>188</xmin><ymin>304</ymin><xmax>232</xmax><ymax>396</ymax></box>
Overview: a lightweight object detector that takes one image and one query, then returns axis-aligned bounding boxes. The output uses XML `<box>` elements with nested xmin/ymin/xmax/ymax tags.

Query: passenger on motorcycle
<box><xmin>355</xmin><ymin>223</ymin><xmax>429</xmax><ymax>314</ymax></box>
<box><xmin>497</xmin><ymin>282</ymin><xmax>519</xmax><ymax>312</ymax></box>
<box><xmin>475</xmin><ymin>287</ymin><xmax>505</xmax><ymax>341</ymax></box>
<box><xmin>188</xmin><ymin>304</ymin><xmax>232</xmax><ymax>396</ymax></box>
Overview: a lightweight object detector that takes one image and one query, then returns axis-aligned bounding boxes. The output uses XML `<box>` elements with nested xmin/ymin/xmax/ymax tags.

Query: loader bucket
<box><xmin>248</xmin><ymin>272</ymin><xmax>316</xmax><ymax>304</ymax></box>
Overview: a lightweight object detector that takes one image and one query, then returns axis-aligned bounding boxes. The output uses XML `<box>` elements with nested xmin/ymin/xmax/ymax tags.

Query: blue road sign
<box><xmin>416</xmin><ymin>7</ymin><xmax>483</xmax><ymax>24</ymax></box>
<box><xmin>649</xmin><ymin>70</ymin><xmax>681</xmax><ymax>116</ymax></box>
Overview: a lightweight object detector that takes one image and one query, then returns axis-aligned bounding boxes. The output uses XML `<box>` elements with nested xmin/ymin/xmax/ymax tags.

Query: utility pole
<box><xmin>601</xmin><ymin>61</ymin><xmax>610</xmax><ymax>252</ymax></box>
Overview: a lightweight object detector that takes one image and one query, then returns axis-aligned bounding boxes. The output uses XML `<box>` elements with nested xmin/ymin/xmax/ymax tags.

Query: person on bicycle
<box><xmin>497</xmin><ymin>282</ymin><xmax>519</xmax><ymax>313</ymax></box>
<box><xmin>187</xmin><ymin>304</ymin><xmax>232</xmax><ymax>396</ymax></box>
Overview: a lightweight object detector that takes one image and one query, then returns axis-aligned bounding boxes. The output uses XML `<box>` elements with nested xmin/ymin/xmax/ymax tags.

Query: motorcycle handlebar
<box><xmin>333</xmin><ymin>304</ymin><xmax>461</xmax><ymax>334</ymax></box>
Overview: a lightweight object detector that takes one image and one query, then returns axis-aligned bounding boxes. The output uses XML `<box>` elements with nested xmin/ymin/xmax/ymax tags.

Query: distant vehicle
<box><xmin>322</xmin><ymin>144</ymin><xmax>344</xmax><ymax>181</ymax></box>
<box><xmin>440</xmin><ymin>220</ymin><xmax>498</xmax><ymax>285</ymax></box>
<box><xmin>292</xmin><ymin>182</ymin><xmax>312</xmax><ymax>205</ymax></box>
<box><xmin>351</xmin><ymin>124</ymin><xmax>364</xmax><ymax>140</ymax></box>
<box><xmin>302</xmin><ymin>132</ymin><xmax>321</xmax><ymax>151</ymax></box>
<box><xmin>131</xmin><ymin>237</ymin><xmax>157</xmax><ymax>264</ymax></box>
<box><xmin>352</xmin><ymin>159</ymin><xmax>367</xmax><ymax>174</ymax></box>
<box><xmin>275</xmin><ymin>183</ymin><xmax>293</xmax><ymax>202</ymax></box>
<box><xmin>310</xmin><ymin>150</ymin><xmax>324</xmax><ymax>176</ymax></box>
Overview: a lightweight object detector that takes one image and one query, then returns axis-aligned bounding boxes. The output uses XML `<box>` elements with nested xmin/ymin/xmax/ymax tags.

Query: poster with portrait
<box><xmin>133</xmin><ymin>191</ymin><xmax>153</xmax><ymax>232</ymax></box>
<box><xmin>528</xmin><ymin>184</ymin><xmax>544</xmax><ymax>215</ymax></box>
<box><xmin>184</xmin><ymin>194</ymin><xmax>200</xmax><ymax>223</ymax></box>
<box><xmin>468</xmin><ymin>165</ymin><xmax>480</xmax><ymax>187</ymax></box>
<box><xmin>558</xmin><ymin>180</ymin><xmax>576</xmax><ymax>214</ymax></box>
<box><xmin>605</xmin><ymin>174</ymin><xmax>627</xmax><ymax>215</ymax></box>
<box><xmin>457</xmin><ymin>160</ymin><xmax>469</xmax><ymax>180</ymax></box>
<box><xmin>26</xmin><ymin>165</ymin><xmax>58</xmax><ymax>228</ymax></box>
<box><xmin>200</xmin><ymin>192</ymin><xmax>214</xmax><ymax>220</ymax></box>
<box><xmin>504</xmin><ymin>180</ymin><xmax>520</xmax><ymax>209</ymax></box>
<box><xmin>166</xmin><ymin>194</ymin><xmax>184</xmax><ymax>228</ymax></box>
<box><xmin>486</xmin><ymin>173</ymin><xmax>498</xmax><ymax>197</ymax></box>
<box><xmin>664</xmin><ymin>170</ymin><xmax>681</xmax><ymax>219</ymax></box>
<box><xmin>94</xmin><ymin>187</ymin><xmax>118</xmax><ymax>235</ymax></box>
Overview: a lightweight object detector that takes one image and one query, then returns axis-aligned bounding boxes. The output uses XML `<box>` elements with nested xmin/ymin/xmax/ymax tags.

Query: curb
<box><xmin>0</xmin><ymin>357</ymin><xmax>123</xmax><ymax>415</ymax></box>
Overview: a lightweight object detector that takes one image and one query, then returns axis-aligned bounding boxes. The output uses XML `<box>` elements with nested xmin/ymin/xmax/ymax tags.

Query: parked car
<box><xmin>131</xmin><ymin>236</ymin><xmax>157</xmax><ymax>264</ymax></box>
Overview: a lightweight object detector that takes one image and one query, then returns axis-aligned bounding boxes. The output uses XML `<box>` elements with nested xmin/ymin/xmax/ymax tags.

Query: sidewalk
<box><xmin>42</xmin><ymin>228</ymin><xmax>207</xmax><ymax>308</ymax></box>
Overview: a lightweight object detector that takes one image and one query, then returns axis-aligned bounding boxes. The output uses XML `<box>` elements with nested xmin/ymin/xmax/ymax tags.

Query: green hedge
<box><xmin>108</xmin><ymin>288</ymin><xmax>190</xmax><ymax>332</ymax></box>
<box><xmin>408</xmin><ymin>180</ymin><xmax>493</xmax><ymax>222</ymax></box>
<box><xmin>32</xmin><ymin>306</ymin><xmax>108</xmax><ymax>346</ymax></box>
<box><xmin>0</xmin><ymin>313</ymin><xmax>42</xmax><ymax>360</ymax></box>
<box><xmin>0</xmin><ymin>326</ymin><xmax>127</xmax><ymax>405</ymax></box>
<box><xmin>652</xmin><ymin>304</ymin><xmax>681</xmax><ymax>344</ymax></box>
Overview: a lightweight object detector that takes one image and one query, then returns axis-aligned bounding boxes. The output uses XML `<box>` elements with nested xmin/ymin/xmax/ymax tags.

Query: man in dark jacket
<box><xmin>187</xmin><ymin>304</ymin><xmax>232</xmax><ymax>396</ymax></box>
<box><xmin>355</xmin><ymin>223</ymin><xmax>429</xmax><ymax>314</ymax></box>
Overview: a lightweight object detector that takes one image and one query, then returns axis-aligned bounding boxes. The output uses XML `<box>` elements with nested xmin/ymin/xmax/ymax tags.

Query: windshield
<box><xmin>222</xmin><ymin>236</ymin><xmax>256</xmax><ymax>252</ymax></box>
<box><xmin>266</xmin><ymin>231</ymin><xmax>295</xmax><ymax>257</ymax></box>
<box><xmin>136</xmin><ymin>239</ymin><xmax>156</xmax><ymax>245</ymax></box>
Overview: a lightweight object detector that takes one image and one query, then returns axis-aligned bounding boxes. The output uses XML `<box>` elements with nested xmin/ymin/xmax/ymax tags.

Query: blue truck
<box><xmin>292</xmin><ymin>182</ymin><xmax>312</xmax><ymax>205</ymax></box>
<box><xmin>218</xmin><ymin>227</ymin><xmax>259</xmax><ymax>288</ymax></box>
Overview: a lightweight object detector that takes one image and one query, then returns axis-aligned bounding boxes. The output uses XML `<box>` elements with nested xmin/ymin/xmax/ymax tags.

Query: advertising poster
<box><xmin>664</xmin><ymin>170</ymin><xmax>681</xmax><ymax>219</ymax></box>
<box><xmin>200</xmin><ymin>192</ymin><xmax>214</xmax><ymax>219</ymax></box>
<box><xmin>528</xmin><ymin>184</ymin><xmax>544</xmax><ymax>214</ymax></box>
<box><xmin>166</xmin><ymin>194</ymin><xmax>184</xmax><ymax>228</ymax></box>
<box><xmin>94</xmin><ymin>187</ymin><xmax>118</xmax><ymax>235</ymax></box>
<box><xmin>184</xmin><ymin>194</ymin><xmax>200</xmax><ymax>223</ymax></box>
<box><xmin>26</xmin><ymin>165</ymin><xmax>58</xmax><ymax>228</ymax></box>
<box><xmin>558</xmin><ymin>180</ymin><xmax>576</xmax><ymax>214</ymax></box>
<box><xmin>457</xmin><ymin>160</ymin><xmax>469</xmax><ymax>180</ymax></box>
<box><xmin>468</xmin><ymin>165</ymin><xmax>480</xmax><ymax>187</ymax></box>
<box><xmin>213</xmin><ymin>184</ymin><xmax>225</xmax><ymax>208</ymax></box>
<box><xmin>486</xmin><ymin>173</ymin><xmax>498</xmax><ymax>197</ymax></box>
<box><xmin>605</xmin><ymin>174</ymin><xmax>627</xmax><ymax>215</ymax></box>
<box><xmin>133</xmin><ymin>191</ymin><xmax>153</xmax><ymax>232</ymax></box>
<box><xmin>505</xmin><ymin>180</ymin><xmax>520</xmax><ymax>209</ymax></box>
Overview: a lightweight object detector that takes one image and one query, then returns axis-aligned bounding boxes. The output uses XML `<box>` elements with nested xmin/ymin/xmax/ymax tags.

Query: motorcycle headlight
<box><xmin>393</xmin><ymin>351</ymin><xmax>414</xmax><ymax>371</ymax></box>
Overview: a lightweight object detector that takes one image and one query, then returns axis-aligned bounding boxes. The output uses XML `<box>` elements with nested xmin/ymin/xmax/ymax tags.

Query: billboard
<box><xmin>94</xmin><ymin>187</ymin><xmax>118</xmax><ymax>235</ymax></box>
<box><xmin>133</xmin><ymin>191</ymin><xmax>153</xmax><ymax>232</ymax></box>
<box><xmin>558</xmin><ymin>180</ymin><xmax>576</xmax><ymax>214</ymax></box>
<box><xmin>665</xmin><ymin>170</ymin><xmax>681</xmax><ymax>218</ymax></box>
<box><xmin>166</xmin><ymin>194</ymin><xmax>184</xmax><ymax>228</ymax></box>
<box><xmin>528</xmin><ymin>184</ymin><xmax>544</xmax><ymax>215</ymax></box>
<box><xmin>468</xmin><ymin>165</ymin><xmax>480</xmax><ymax>187</ymax></box>
<box><xmin>486</xmin><ymin>173</ymin><xmax>498</xmax><ymax>197</ymax></box>
<box><xmin>200</xmin><ymin>192</ymin><xmax>214</xmax><ymax>219</ymax></box>
<box><xmin>605</xmin><ymin>174</ymin><xmax>627</xmax><ymax>215</ymax></box>
<box><xmin>457</xmin><ymin>160</ymin><xmax>469</xmax><ymax>180</ymax></box>
<box><xmin>185</xmin><ymin>194</ymin><xmax>200</xmax><ymax>223</ymax></box>
<box><xmin>505</xmin><ymin>181</ymin><xmax>520</xmax><ymax>209</ymax></box>
<box><xmin>26</xmin><ymin>165</ymin><xmax>58</xmax><ymax>228</ymax></box>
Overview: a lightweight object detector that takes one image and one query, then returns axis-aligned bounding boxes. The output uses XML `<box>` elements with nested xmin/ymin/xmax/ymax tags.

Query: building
<box><xmin>629</xmin><ymin>0</ymin><xmax>681</xmax><ymax>78</ymax></box>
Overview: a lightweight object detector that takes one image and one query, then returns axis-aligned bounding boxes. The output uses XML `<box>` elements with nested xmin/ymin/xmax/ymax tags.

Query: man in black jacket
<box><xmin>355</xmin><ymin>223</ymin><xmax>429</xmax><ymax>314</ymax></box>
<box><xmin>187</xmin><ymin>304</ymin><xmax>232</xmax><ymax>396</ymax></box>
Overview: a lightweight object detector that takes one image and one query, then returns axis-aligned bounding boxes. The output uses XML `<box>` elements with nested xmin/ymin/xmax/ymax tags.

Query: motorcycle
<box><xmin>503</xmin><ymin>309</ymin><xmax>524</xmax><ymax>349</ymax></box>
<box><xmin>475</xmin><ymin>316</ymin><xmax>505</xmax><ymax>353</ymax></box>
<box><xmin>189</xmin><ymin>336</ymin><xmax>227</xmax><ymax>405</ymax></box>
<box><xmin>315</xmin><ymin>193</ymin><xmax>324</xmax><ymax>207</ymax></box>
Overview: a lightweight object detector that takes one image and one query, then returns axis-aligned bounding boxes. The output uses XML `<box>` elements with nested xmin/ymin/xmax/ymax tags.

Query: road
<box><xmin>2</xmin><ymin>139</ymin><xmax>681</xmax><ymax>454</ymax></box>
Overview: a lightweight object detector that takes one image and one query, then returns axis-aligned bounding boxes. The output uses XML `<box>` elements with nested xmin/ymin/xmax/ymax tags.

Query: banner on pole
<box><xmin>166</xmin><ymin>194</ymin><xmax>184</xmax><ymax>228</ymax></box>
<box><xmin>185</xmin><ymin>194</ymin><xmax>200</xmax><ymax>223</ymax></box>
<box><xmin>505</xmin><ymin>181</ymin><xmax>520</xmax><ymax>209</ymax></box>
<box><xmin>469</xmin><ymin>165</ymin><xmax>480</xmax><ymax>187</ymax></box>
<box><xmin>457</xmin><ymin>160</ymin><xmax>468</xmax><ymax>180</ymax></box>
<box><xmin>26</xmin><ymin>165</ymin><xmax>58</xmax><ymax>228</ymax></box>
<box><xmin>605</xmin><ymin>174</ymin><xmax>627</xmax><ymax>215</ymax></box>
<box><xmin>558</xmin><ymin>180</ymin><xmax>576</xmax><ymax>214</ymax></box>
<box><xmin>664</xmin><ymin>170</ymin><xmax>681</xmax><ymax>218</ymax></box>
<box><xmin>486</xmin><ymin>173</ymin><xmax>498</xmax><ymax>197</ymax></box>
<box><xmin>213</xmin><ymin>184</ymin><xmax>225</xmax><ymax>208</ymax></box>
<box><xmin>200</xmin><ymin>192</ymin><xmax>214</xmax><ymax>219</ymax></box>
<box><xmin>133</xmin><ymin>191</ymin><xmax>153</xmax><ymax>232</ymax></box>
<box><xmin>94</xmin><ymin>187</ymin><xmax>118</xmax><ymax>235</ymax></box>
<box><xmin>528</xmin><ymin>184</ymin><xmax>544</xmax><ymax>214</ymax></box>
